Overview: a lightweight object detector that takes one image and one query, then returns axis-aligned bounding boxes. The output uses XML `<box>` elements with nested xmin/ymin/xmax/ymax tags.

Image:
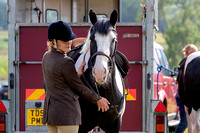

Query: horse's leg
<box><xmin>101</xmin><ymin>114</ymin><xmax>122</xmax><ymax>133</ymax></box>
<box><xmin>78</xmin><ymin>99</ymin><xmax>97</xmax><ymax>133</ymax></box>
<box><xmin>78</xmin><ymin>123</ymin><xmax>96</xmax><ymax>133</ymax></box>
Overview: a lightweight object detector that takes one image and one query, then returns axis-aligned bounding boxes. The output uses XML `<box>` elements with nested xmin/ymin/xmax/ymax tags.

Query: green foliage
<box><xmin>0</xmin><ymin>54</ymin><xmax>8</xmax><ymax>80</ymax></box>
<box><xmin>154</xmin><ymin>32</ymin><xmax>168</xmax><ymax>50</ymax></box>
<box><xmin>121</xmin><ymin>0</ymin><xmax>145</xmax><ymax>22</ymax></box>
<box><xmin>165</xmin><ymin>22</ymin><xmax>200</xmax><ymax>68</ymax></box>
<box><xmin>0</xmin><ymin>30</ymin><xmax>8</xmax><ymax>80</ymax></box>
<box><xmin>0</xmin><ymin>30</ymin><xmax>8</xmax><ymax>50</ymax></box>
<box><xmin>158</xmin><ymin>0</ymin><xmax>200</xmax><ymax>68</ymax></box>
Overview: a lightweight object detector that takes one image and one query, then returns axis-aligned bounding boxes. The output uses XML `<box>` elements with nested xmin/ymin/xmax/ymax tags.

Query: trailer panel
<box><xmin>16</xmin><ymin>24</ymin><xmax>145</xmax><ymax>132</ymax></box>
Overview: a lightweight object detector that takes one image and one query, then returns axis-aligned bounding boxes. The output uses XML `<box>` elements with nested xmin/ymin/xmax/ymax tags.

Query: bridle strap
<box><xmin>82</xmin><ymin>53</ymin><xmax>101</xmax><ymax>99</ymax></box>
<box><xmin>110</xmin><ymin>60</ymin><xmax>119</xmax><ymax>116</ymax></box>
<box><xmin>91</xmin><ymin>51</ymin><xmax>119</xmax><ymax>115</ymax></box>
<box><xmin>80</xmin><ymin>29</ymin><xmax>121</xmax><ymax>115</ymax></box>
<box><xmin>91</xmin><ymin>51</ymin><xmax>113</xmax><ymax>68</ymax></box>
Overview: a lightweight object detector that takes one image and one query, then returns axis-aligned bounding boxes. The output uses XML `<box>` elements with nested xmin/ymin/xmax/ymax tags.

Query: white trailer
<box><xmin>3</xmin><ymin>0</ymin><xmax>168</xmax><ymax>132</ymax></box>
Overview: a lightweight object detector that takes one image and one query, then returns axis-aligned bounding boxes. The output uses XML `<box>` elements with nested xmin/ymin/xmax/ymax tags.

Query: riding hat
<box><xmin>48</xmin><ymin>21</ymin><xmax>76</xmax><ymax>41</ymax></box>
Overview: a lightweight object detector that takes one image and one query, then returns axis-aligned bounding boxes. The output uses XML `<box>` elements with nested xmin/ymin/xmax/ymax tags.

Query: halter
<box><xmin>89</xmin><ymin>27</ymin><xmax>118</xmax><ymax>68</ymax></box>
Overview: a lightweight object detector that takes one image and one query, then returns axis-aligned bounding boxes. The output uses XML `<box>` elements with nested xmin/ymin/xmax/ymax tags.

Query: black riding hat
<box><xmin>48</xmin><ymin>21</ymin><xmax>76</xmax><ymax>41</ymax></box>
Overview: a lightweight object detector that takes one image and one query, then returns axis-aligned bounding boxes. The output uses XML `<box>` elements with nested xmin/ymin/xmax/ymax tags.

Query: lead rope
<box><xmin>156</xmin><ymin>64</ymin><xmax>178</xmax><ymax>100</ymax></box>
<box><xmin>110</xmin><ymin>58</ymin><xmax>119</xmax><ymax>116</ymax></box>
<box><xmin>82</xmin><ymin>53</ymin><xmax>101</xmax><ymax>100</ymax></box>
<box><xmin>82</xmin><ymin>52</ymin><xmax>119</xmax><ymax>116</ymax></box>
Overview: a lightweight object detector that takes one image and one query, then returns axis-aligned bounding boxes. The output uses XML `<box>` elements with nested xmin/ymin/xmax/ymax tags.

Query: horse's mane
<box><xmin>80</xmin><ymin>18</ymin><xmax>114</xmax><ymax>54</ymax></box>
<box><xmin>80</xmin><ymin>29</ymin><xmax>91</xmax><ymax>54</ymax></box>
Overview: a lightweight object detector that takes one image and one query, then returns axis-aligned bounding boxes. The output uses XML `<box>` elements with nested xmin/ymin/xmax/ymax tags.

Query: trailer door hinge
<box><xmin>13</xmin><ymin>60</ymin><xmax>42</xmax><ymax>66</ymax></box>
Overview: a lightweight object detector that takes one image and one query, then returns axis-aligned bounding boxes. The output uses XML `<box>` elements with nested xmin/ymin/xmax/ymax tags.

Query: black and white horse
<box><xmin>74</xmin><ymin>9</ymin><xmax>126</xmax><ymax>133</ymax></box>
<box><xmin>182</xmin><ymin>51</ymin><xmax>200</xmax><ymax>132</ymax></box>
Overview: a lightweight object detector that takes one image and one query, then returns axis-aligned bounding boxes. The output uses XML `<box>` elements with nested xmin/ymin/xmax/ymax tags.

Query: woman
<box><xmin>42</xmin><ymin>21</ymin><xmax>110</xmax><ymax>133</ymax></box>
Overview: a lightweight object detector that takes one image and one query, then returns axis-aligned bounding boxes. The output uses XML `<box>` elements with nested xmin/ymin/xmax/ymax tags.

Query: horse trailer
<box><xmin>2</xmin><ymin>0</ymin><xmax>176</xmax><ymax>132</ymax></box>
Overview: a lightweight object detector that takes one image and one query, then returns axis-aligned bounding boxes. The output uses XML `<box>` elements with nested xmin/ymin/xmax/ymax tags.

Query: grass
<box><xmin>0</xmin><ymin>30</ymin><xmax>8</xmax><ymax>80</ymax></box>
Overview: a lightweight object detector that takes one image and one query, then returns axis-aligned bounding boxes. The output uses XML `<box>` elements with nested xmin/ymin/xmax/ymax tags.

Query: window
<box><xmin>46</xmin><ymin>9</ymin><xmax>58</xmax><ymax>23</ymax></box>
<box><xmin>155</xmin><ymin>49</ymin><xmax>171</xmax><ymax>76</ymax></box>
<box><xmin>154</xmin><ymin>60</ymin><xmax>158</xmax><ymax>74</ymax></box>
<box><xmin>88</xmin><ymin>14</ymin><xmax>107</xmax><ymax>23</ymax></box>
<box><xmin>120</xmin><ymin>0</ymin><xmax>145</xmax><ymax>22</ymax></box>
<box><xmin>96</xmin><ymin>14</ymin><xmax>107</xmax><ymax>20</ymax></box>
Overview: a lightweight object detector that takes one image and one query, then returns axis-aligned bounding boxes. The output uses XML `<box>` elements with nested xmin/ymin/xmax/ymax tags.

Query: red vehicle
<box><xmin>154</xmin><ymin>42</ymin><xmax>179</xmax><ymax>128</ymax></box>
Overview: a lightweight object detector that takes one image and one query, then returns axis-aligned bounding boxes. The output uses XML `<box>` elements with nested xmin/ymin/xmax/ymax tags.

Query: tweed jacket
<box><xmin>42</xmin><ymin>49</ymin><xmax>98</xmax><ymax>126</ymax></box>
<box><xmin>176</xmin><ymin>57</ymin><xmax>187</xmax><ymax>103</ymax></box>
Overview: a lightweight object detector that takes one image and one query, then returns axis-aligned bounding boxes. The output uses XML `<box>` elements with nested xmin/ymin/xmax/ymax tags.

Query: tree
<box><xmin>121</xmin><ymin>0</ymin><xmax>145</xmax><ymax>22</ymax></box>
<box><xmin>165</xmin><ymin>22</ymin><xmax>200</xmax><ymax>67</ymax></box>
<box><xmin>158</xmin><ymin>0</ymin><xmax>200</xmax><ymax>68</ymax></box>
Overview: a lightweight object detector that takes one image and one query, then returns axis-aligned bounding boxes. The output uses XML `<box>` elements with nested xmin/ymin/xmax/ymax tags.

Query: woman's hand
<box><xmin>78</xmin><ymin>61</ymin><xmax>86</xmax><ymax>77</ymax></box>
<box><xmin>97</xmin><ymin>97</ymin><xmax>110</xmax><ymax>112</ymax></box>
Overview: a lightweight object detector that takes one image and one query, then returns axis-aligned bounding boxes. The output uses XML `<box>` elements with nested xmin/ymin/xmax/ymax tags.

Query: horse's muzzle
<box><xmin>91</xmin><ymin>51</ymin><xmax>113</xmax><ymax>84</ymax></box>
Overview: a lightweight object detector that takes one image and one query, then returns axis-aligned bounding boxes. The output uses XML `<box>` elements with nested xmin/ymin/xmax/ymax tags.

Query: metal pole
<box><xmin>84</xmin><ymin>0</ymin><xmax>88</xmax><ymax>22</ymax></box>
<box><xmin>59</xmin><ymin>0</ymin><xmax>62</xmax><ymax>20</ymax></box>
<box><xmin>145</xmin><ymin>0</ymin><xmax>155</xmax><ymax>132</ymax></box>
<box><xmin>8</xmin><ymin>0</ymin><xmax>16</xmax><ymax>132</ymax></box>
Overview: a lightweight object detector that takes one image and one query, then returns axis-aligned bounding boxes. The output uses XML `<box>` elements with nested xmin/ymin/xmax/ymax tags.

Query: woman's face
<box><xmin>57</xmin><ymin>40</ymin><xmax>72</xmax><ymax>53</ymax></box>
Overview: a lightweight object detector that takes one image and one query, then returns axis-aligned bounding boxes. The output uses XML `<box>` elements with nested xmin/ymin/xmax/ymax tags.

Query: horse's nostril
<box><xmin>104</xmin><ymin>68</ymin><xmax>107</xmax><ymax>74</ymax></box>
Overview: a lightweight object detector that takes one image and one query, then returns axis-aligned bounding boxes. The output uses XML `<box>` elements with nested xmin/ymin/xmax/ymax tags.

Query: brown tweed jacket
<box><xmin>42</xmin><ymin>49</ymin><xmax>98</xmax><ymax>125</ymax></box>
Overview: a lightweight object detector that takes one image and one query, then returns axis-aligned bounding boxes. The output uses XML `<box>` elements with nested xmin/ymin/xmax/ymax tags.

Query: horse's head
<box><xmin>81</xmin><ymin>9</ymin><xmax>118</xmax><ymax>84</ymax></box>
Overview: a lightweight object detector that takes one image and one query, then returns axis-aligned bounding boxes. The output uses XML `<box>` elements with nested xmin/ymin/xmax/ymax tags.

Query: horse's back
<box><xmin>184</xmin><ymin>51</ymin><xmax>200</xmax><ymax>110</ymax></box>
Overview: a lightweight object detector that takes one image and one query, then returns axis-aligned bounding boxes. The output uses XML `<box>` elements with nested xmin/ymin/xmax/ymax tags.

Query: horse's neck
<box><xmin>75</xmin><ymin>52</ymin><xmax>124</xmax><ymax>97</ymax></box>
<box><xmin>113</xmin><ymin>65</ymin><xmax>124</xmax><ymax>96</ymax></box>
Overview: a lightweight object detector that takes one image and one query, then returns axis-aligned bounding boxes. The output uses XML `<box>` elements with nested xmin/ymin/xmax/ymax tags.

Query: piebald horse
<box><xmin>180</xmin><ymin>51</ymin><xmax>200</xmax><ymax>132</ymax></box>
<box><xmin>74</xmin><ymin>9</ymin><xmax>126</xmax><ymax>133</ymax></box>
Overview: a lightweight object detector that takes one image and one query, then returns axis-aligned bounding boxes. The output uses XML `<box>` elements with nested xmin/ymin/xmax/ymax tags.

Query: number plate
<box><xmin>27</xmin><ymin>109</ymin><xmax>44</xmax><ymax>125</ymax></box>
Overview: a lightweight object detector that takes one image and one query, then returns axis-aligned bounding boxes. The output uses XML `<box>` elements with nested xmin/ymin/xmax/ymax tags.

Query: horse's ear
<box><xmin>89</xmin><ymin>9</ymin><xmax>98</xmax><ymax>25</ymax></box>
<box><xmin>110</xmin><ymin>10</ymin><xmax>118</xmax><ymax>26</ymax></box>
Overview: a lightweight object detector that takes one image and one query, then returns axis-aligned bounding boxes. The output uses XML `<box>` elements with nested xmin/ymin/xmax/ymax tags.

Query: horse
<box><xmin>69</xmin><ymin>9</ymin><xmax>128</xmax><ymax>133</ymax></box>
<box><xmin>179</xmin><ymin>51</ymin><xmax>200</xmax><ymax>132</ymax></box>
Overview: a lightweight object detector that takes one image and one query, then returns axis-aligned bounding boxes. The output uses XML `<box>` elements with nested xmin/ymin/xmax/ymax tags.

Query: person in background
<box><xmin>42</xmin><ymin>20</ymin><xmax>110</xmax><ymax>133</ymax></box>
<box><xmin>175</xmin><ymin>44</ymin><xmax>198</xmax><ymax>133</ymax></box>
